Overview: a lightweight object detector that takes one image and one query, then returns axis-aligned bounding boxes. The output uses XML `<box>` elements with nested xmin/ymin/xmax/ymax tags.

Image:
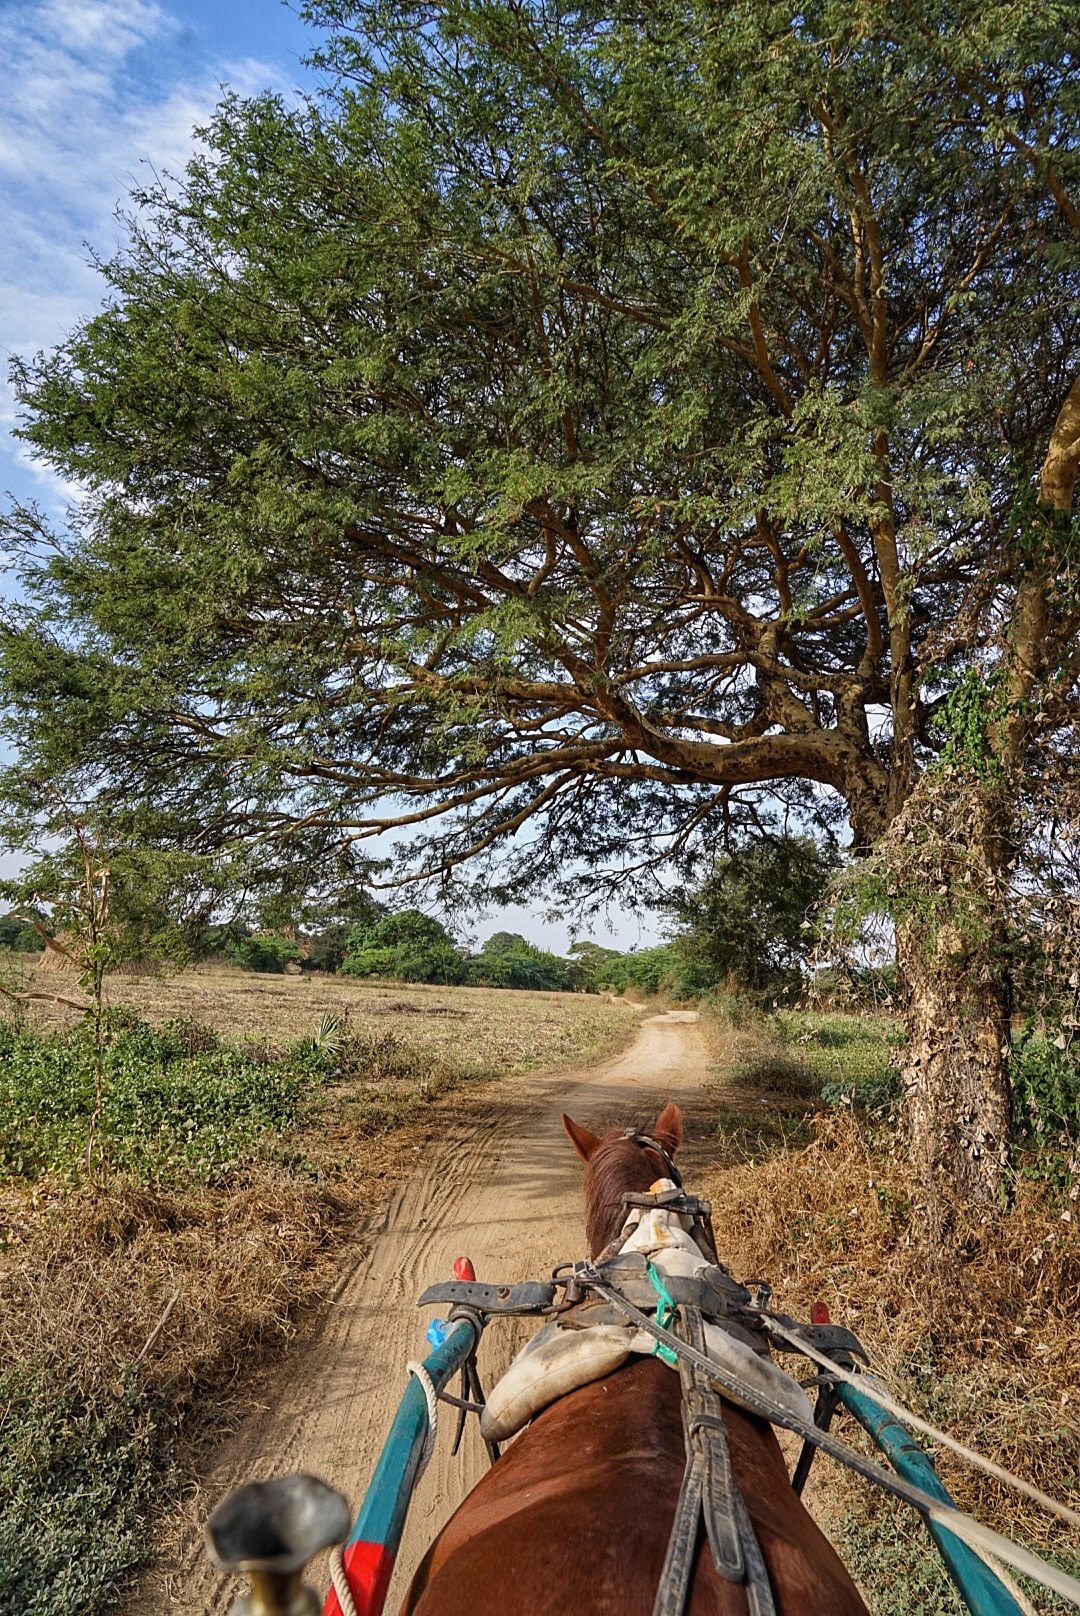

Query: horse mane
<box><xmin>583</xmin><ymin>1132</ymin><xmax>670</xmax><ymax>1256</ymax></box>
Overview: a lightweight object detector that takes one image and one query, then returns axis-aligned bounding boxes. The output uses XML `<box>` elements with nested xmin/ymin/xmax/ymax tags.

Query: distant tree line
<box><xmin>0</xmin><ymin>915</ymin><xmax>45</xmax><ymax>953</ymax></box>
<box><xmin>1</xmin><ymin>832</ymin><xmax>841</xmax><ymax>996</ymax></box>
<box><xmin>204</xmin><ymin>833</ymin><xmax>840</xmax><ymax>996</ymax></box>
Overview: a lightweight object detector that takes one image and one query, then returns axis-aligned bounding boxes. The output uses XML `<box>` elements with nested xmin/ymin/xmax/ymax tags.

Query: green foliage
<box><xmin>226</xmin><ymin>932</ymin><xmax>303</xmax><ymax>974</ymax></box>
<box><xmin>480</xmin><ymin>931</ymin><xmax>530</xmax><ymax>955</ymax></box>
<box><xmin>0</xmin><ymin>1365</ymin><xmax>169</xmax><ymax>1616</ymax></box>
<box><xmin>714</xmin><ymin>1004</ymin><xmax>902</xmax><ymax>1110</ymax></box>
<box><xmin>303</xmin><ymin>923</ymin><xmax>354</xmax><ymax>973</ymax></box>
<box><xmin>670</xmin><ymin>836</ymin><xmax>841</xmax><ymax>996</ymax></box>
<box><xmin>592</xmin><ymin>945</ymin><xmax>684</xmax><ymax>998</ymax></box>
<box><xmin>0</xmin><ymin>1019</ymin><xmax>320</xmax><ymax>1185</ymax></box>
<box><xmin>786</xmin><ymin>1013</ymin><xmax>904</xmax><ymax>1115</ymax></box>
<box><xmin>569</xmin><ymin>941</ymin><xmax>621</xmax><ymax>975</ymax></box>
<box><xmin>931</xmin><ymin>667</ymin><xmax>1009</xmax><ymax>782</ymax></box>
<box><xmin>341</xmin><ymin>909</ymin><xmax>465</xmax><ymax>984</ymax></box>
<box><xmin>2</xmin><ymin>1</ymin><xmax>1077</xmax><ymax>906</ymax></box>
<box><xmin>826</xmin><ymin>772</ymin><xmax>1006</xmax><ymax>969</ymax></box>
<box><xmin>1010</xmin><ymin>1025</ymin><xmax>1080</xmax><ymax>1186</ymax></box>
<box><xmin>812</xmin><ymin>964</ymin><xmax>900</xmax><ymax>1011</ymax></box>
<box><xmin>464</xmin><ymin>932</ymin><xmax>579</xmax><ymax>991</ymax></box>
<box><xmin>730</xmin><ymin>1048</ymin><xmax>822</xmax><ymax>1101</ymax></box>
<box><xmin>0</xmin><ymin>914</ymin><xmax>44</xmax><ymax>952</ymax></box>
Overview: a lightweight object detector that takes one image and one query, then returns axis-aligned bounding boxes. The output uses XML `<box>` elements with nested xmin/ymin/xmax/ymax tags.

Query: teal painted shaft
<box><xmin>346</xmin><ymin>1317</ymin><xmax>479</xmax><ymax>1553</ymax></box>
<box><xmin>838</xmin><ymin>1380</ymin><xmax>1024</xmax><ymax>1616</ymax></box>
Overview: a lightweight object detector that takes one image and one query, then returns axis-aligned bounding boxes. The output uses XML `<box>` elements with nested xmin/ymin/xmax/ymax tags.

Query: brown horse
<box><xmin>402</xmin><ymin>1103</ymin><xmax>869</xmax><ymax>1616</ymax></box>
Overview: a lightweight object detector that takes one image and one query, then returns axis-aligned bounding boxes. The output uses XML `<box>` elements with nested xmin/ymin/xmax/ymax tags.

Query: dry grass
<box><xmin>1</xmin><ymin>1167</ymin><xmax>355</xmax><ymax>1405</ymax></box>
<box><xmin>0</xmin><ymin>1099</ymin><xmax>455</xmax><ymax>1616</ymax></box>
<box><xmin>0</xmin><ymin>971</ymin><xmax>636</xmax><ymax>1614</ymax></box>
<box><xmin>20</xmin><ymin>960</ymin><xmax>632</xmax><ymax>1074</ymax></box>
<box><xmin>698</xmin><ymin>1007</ymin><xmax>1079</xmax><ymax>1613</ymax></box>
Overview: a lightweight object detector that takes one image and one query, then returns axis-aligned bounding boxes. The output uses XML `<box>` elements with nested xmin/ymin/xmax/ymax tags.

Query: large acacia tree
<box><xmin>3</xmin><ymin>1</ymin><xmax>1079</xmax><ymax>1207</ymax></box>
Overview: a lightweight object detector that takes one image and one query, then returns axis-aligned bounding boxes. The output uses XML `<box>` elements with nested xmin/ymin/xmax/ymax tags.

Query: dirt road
<box><xmin>142</xmin><ymin>1010</ymin><xmax>718</xmax><ymax>1615</ymax></box>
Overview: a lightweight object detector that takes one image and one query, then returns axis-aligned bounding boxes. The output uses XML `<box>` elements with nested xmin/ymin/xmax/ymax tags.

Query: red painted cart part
<box><xmin>453</xmin><ymin>1256</ymin><xmax>476</xmax><ymax>1281</ymax></box>
<box><xmin>321</xmin><ymin>1314</ymin><xmax>481</xmax><ymax>1616</ymax></box>
<box><xmin>323</xmin><ymin>1539</ymin><xmax>394</xmax><ymax>1616</ymax></box>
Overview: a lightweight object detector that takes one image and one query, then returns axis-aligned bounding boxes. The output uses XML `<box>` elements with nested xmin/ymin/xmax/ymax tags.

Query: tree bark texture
<box><xmin>899</xmin><ymin>924</ymin><xmax>1012</xmax><ymax>1226</ymax></box>
<box><xmin>895</xmin><ymin>371</ymin><xmax>1080</xmax><ymax>1220</ymax></box>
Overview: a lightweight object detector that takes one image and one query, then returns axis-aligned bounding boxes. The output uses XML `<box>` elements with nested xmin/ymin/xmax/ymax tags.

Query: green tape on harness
<box><xmin>646</xmin><ymin>1262</ymin><xmax>679</xmax><ymax>1367</ymax></box>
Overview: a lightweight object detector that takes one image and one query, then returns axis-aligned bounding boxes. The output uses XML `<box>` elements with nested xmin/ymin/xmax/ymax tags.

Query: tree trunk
<box><xmin>899</xmin><ymin>923</ymin><xmax>1012</xmax><ymax>1229</ymax></box>
<box><xmin>891</xmin><ymin>372</ymin><xmax>1080</xmax><ymax>1229</ymax></box>
<box><xmin>854</xmin><ymin>772</ymin><xmax>1016</xmax><ymax>1229</ymax></box>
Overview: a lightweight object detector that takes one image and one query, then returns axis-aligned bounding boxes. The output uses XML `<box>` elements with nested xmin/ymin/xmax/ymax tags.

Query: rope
<box><xmin>587</xmin><ymin>1278</ymin><xmax>1080</xmax><ymax>1611</ymax></box>
<box><xmin>968</xmin><ymin>1545</ymin><xmax>1041</xmax><ymax>1616</ymax></box>
<box><xmin>762</xmin><ymin>1316</ymin><xmax>1080</xmax><ymax>1534</ymax></box>
<box><xmin>407</xmin><ymin>1359</ymin><xmax>440</xmax><ymax>1477</ymax></box>
<box><xmin>329</xmin><ymin>1546</ymin><xmax>358</xmax><ymax>1616</ymax></box>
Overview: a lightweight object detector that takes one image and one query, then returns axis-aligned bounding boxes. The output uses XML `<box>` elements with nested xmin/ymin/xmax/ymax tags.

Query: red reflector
<box><xmin>810</xmin><ymin>1301</ymin><xmax>831</xmax><ymax>1325</ymax></box>
<box><xmin>322</xmin><ymin>1540</ymin><xmax>394</xmax><ymax>1616</ymax></box>
<box><xmin>454</xmin><ymin>1256</ymin><xmax>476</xmax><ymax>1281</ymax></box>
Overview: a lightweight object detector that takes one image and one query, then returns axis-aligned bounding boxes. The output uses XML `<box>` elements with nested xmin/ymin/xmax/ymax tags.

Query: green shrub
<box><xmin>1010</xmin><ymin>1025</ymin><xmax>1080</xmax><ymax>1186</ymax></box>
<box><xmin>226</xmin><ymin>933</ymin><xmax>303</xmax><ymax>973</ymax></box>
<box><xmin>464</xmin><ymin>936</ymin><xmax>577</xmax><ymax>991</ymax></box>
<box><xmin>0</xmin><ymin>1365</ymin><xmax>170</xmax><ymax>1616</ymax></box>
<box><xmin>0</xmin><ymin>1020</ymin><xmax>321</xmax><ymax>1185</ymax></box>
<box><xmin>592</xmin><ymin>944</ymin><xmax>684</xmax><ymax>997</ymax></box>
<box><xmin>341</xmin><ymin>909</ymin><xmax>465</xmax><ymax>984</ymax></box>
<box><xmin>668</xmin><ymin>835</ymin><xmax>840</xmax><ymax>996</ymax></box>
<box><xmin>732</xmin><ymin>1049</ymin><xmax>822</xmax><ymax>1099</ymax></box>
<box><xmin>0</xmin><ymin>914</ymin><xmax>45</xmax><ymax>952</ymax></box>
<box><xmin>774</xmin><ymin>1012</ymin><xmax>902</xmax><ymax>1115</ymax></box>
<box><xmin>303</xmin><ymin>923</ymin><xmax>352</xmax><ymax>973</ymax></box>
<box><xmin>1011</xmin><ymin>1026</ymin><xmax>1080</xmax><ymax>1142</ymax></box>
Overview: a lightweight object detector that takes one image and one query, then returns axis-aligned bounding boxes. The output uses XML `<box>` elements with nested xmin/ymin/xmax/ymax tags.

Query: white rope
<box><xmin>329</xmin><ymin>1545</ymin><xmax>359</xmax><ymax>1616</ymax></box>
<box><xmin>968</xmin><ymin>1544</ymin><xmax>1041</xmax><ymax>1616</ymax></box>
<box><xmin>763</xmin><ymin>1316</ymin><xmax>1080</xmax><ymax>1533</ymax></box>
<box><xmin>407</xmin><ymin>1359</ymin><xmax>440</xmax><ymax>1477</ymax></box>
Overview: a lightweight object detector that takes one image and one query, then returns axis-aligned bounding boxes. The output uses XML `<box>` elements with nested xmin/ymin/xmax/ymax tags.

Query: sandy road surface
<box><xmin>139</xmin><ymin>1010</ymin><xmax>717</xmax><ymax>1616</ymax></box>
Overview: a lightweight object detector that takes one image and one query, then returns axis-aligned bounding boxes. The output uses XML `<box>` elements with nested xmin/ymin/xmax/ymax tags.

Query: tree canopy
<box><xmin>669</xmin><ymin>834</ymin><xmax>841</xmax><ymax>993</ymax></box>
<box><xmin>341</xmin><ymin>907</ymin><xmax>465</xmax><ymax>981</ymax></box>
<box><xmin>3</xmin><ymin>0</ymin><xmax>1077</xmax><ymax>914</ymax></box>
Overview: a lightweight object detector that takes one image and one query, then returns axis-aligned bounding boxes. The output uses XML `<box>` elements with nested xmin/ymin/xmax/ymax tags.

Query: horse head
<box><xmin>562</xmin><ymin>1102</ymin><xmax>683</xmax><ymax>1257</ymax></box>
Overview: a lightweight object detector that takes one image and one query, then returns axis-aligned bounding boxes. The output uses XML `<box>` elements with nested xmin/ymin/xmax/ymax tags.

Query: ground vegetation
<box><xmin>0</xmin><ymin>978</ymin><xmax>633</xmax><ymax>1614</ymax></box>
<box><xmin>698</xmin><ymin>998</ymin><xmax>1078</xmax><ymax>1614</ymax></box>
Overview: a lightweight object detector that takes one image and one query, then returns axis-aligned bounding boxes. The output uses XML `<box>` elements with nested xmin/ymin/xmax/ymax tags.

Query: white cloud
<box><xmin>0</xmin><ymin>0</ymin><xmax>289</xmax><ymax>502</ymax></box>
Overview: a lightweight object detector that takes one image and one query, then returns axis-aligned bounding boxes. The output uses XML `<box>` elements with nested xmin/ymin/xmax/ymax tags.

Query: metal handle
<box><xmin>205</xmin><ymin>1474</ymin><xmax>350</xmax><ymax>1616</ymax></box>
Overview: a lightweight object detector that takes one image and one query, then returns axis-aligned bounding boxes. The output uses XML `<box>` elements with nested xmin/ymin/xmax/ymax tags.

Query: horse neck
<box><xmin>583</xmin><ymin>1135</ymin><xmax>667</xmax><ymax>1256</ymax></box>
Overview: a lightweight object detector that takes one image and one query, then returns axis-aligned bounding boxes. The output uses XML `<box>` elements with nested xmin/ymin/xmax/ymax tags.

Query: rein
<box><xmin>581</xmin><ymin>1268</ymin><xmax>1080</xmax><ymax>1609</ymax></box>
<box><xmin>420</xmin><ymin>1180</ymin><xmax>1080</xmax><ymax>1616</ymax></box>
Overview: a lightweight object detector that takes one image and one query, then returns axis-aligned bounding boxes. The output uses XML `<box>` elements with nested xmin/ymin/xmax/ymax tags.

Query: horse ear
<box><xmin>651</xmin><ymin>1102</ymin><xmax>683</xmax><ymax>1154</ymax></box>
<box><xmin>562</xmin><ymin>1113</ymin><xmax>601</xmax><ymax>1161</ymax></box>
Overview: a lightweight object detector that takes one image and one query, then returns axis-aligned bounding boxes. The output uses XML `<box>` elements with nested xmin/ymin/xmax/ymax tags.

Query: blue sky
<box><xmin>0</xmin><ymin>0</ymin><xmax>659</xmax><ymax>953</ymax></box>
<box><xmin>0</xmin><ymin>0</ymin><xmax>317</xmax><ymax>512</ymax></box>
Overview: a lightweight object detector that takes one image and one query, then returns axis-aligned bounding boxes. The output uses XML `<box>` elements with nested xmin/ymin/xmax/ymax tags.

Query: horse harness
<box><xmin>420</xmin><ymin>1133</ymin><xmax>867</xmax><ymax>1616</ymax></box>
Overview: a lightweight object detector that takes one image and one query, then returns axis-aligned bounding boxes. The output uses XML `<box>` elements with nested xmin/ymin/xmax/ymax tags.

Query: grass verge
<box><xmin>699</xmin><ymin>999</ymin><xmax>1079</xmax><ymax>1614</ymax></box>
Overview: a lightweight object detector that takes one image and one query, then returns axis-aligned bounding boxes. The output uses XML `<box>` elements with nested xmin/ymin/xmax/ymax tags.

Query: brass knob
<box><xmin>205</xmin><ymin>1474</ymin><xmax>350</xmax><ymax>1616</ymax></box>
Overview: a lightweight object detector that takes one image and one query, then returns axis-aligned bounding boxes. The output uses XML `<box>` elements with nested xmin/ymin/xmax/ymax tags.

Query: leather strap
<box><xmin>650</xmin><ymin>1307</ymin><xmax>775</xmax><ymax>1616</ymax></box>
<box><xmin>681</xmin><ymin>1309</ymin><xmax>745</xmax><ymax>1583</ymax></box>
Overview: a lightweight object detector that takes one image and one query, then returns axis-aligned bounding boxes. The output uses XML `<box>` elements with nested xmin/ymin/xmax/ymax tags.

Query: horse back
<box><xmin>401</xmin><ymin>1356</ymin><xmax>868</xmax><ymax>1616</ymax></box>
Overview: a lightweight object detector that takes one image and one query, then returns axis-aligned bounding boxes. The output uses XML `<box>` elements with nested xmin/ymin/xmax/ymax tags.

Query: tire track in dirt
<box><xmin>137</xmin><ymin>1011</ymin><xmax>717</xmax><ymax>1615</ymax></box>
